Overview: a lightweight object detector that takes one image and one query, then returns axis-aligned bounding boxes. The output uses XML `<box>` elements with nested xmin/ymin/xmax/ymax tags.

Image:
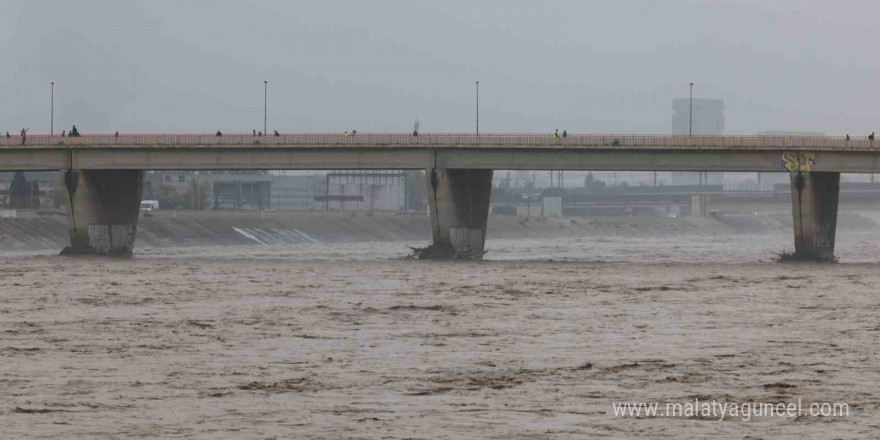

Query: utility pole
<box><xmin>475</xmin><ymin>81</ymin><xmax>480</xmax><ymax>136</ymax></box>
<box><xmin>50</xmin><ymin>82</ymin><xmax>54</xmax><ymax>136</ymax></box>
<box><xmin>689</xmin><ymin>82</ymin><xmax>694</xmax><ymax>137</ymax></box>
<box><xmin>263</xmin><ymin>80</ymin><xmax>268</xmax><ymax>135</ymax></box>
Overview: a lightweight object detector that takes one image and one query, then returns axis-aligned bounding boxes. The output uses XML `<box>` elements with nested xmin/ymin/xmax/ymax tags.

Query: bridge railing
<box><xmin>0</xmin><ymin>133</ymin><xmax>875</xmax><ymax>150</ymax></box>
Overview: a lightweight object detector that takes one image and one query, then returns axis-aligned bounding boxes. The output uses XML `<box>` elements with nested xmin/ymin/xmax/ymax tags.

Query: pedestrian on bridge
<box><xmin>870</xmin><ymin>132</ymin><xmax>875</xmax><ymax>142</ymax></box>
<box><xmin>216</xmin><ymin>130</ymin><xmax>222</xmax><ymax>136</ymax></box>
<box><xmin>20</xmin><ymin>128</ymin><xmax>28</xmax><ymax>145</ymax></box>
<box><xmin>61</xmin><ymin>130</ymin><xmax>66</xmax><ymax>137</ymax></box>
<box><xmin>5</xmin><ymin>131</ymin><xmax>9</xmax><ymax>138</ymax></box>
<box><xmin>563</xmin><ymin>130</ymin><xmax>568</xmax><ymax>139</ymax></box>
<box><xmin>554</xmin><ymin>129</ymin><xmax>559</xmax><ymax>143</ymax></box>
<box><xmin>70</xmin><ymin>125</ymin><xmax>79</xmax><ymax>136</ymax></box>
<box><xmin>253</xmin><ymin>129</ymin><xmax>257</xmax><ymax>136</ymax></box>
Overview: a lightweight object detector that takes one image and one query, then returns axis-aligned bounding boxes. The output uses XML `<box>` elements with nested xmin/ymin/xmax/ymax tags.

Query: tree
<box><xmin>142</xmin><ymin>182</ymin><xmax>156</xmax><ymax>201</ymax></box>
<box><xmin>583</xmin><ymin>172</ymin><xmax>607</xmax><ymax>191</ymax></box>
<box><xmin>406</xmin><ymin>170</ymin><xmax>427</xmax><ymax>211</ymax></box>
<box><xmin>30</xmin><ymin>181</ymin><xmax>40</xmax><ymax>209</ymax></box>
<box><xmin>8</xmin><ymin>172</ymin><xmax>29</xmax><ymax>208</ymax></box>
<box><xmin>182</xmin><ymin>180</ymin><xmax>211</xmax><ymax>210</ymax></box>
<box><xmin>157</xmin><ymin>183</ymin><xmax>180</xmax><ymax>209</ymax></box>
<box><xmin>51</xmin><ymin>187</ymin><xmax>68</xmax><ymax>209</ymax></box>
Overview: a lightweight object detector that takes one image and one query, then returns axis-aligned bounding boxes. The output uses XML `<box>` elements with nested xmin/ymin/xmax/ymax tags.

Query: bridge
<box><xmin>2</xmin><ymin>133</ymin><xmax>875</xmax><ymax>260</ymax></box>
<box><xmin>2</xmin><ymin>133</ymin><xmax>880</xmax><ymax>171</ymax></box>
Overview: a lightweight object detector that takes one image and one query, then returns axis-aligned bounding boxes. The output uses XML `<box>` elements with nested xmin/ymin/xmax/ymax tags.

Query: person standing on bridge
<box><xmin>253</xmin><ymin>129</ymin><xmax>257</xmax><ymax>136</ymax></box>
<box><xmin>216</xmin><ymin>130</ymin><xmax>222</xmax><ymax>136</ymax></box>
<box><xmin>554</xmin><ymin>129</ymin><xmax>559</xmax><ymax>143</ymax></box>
<box><xmin>274</xmin><ymin>130</ymin><xmax>280</xmax><ymax>136</ymax></box>
<box><xmin>563</xmin><ymin>130</ymin><xmax>568</xmax><ymax>139</ymax></box>
<box><xmin>20</xmin><ymin>128</ymin><xmax>28</xmax><ymax>145</ymax></box>
<box><xmin>70</xmin><ymin>125</ymin><xmax>79</xmax><ymax>136</ymax></box>
<box><xmin>870</xmin><ymin>132</ymin><xmax>875</xmax><ymax>142</ymax></box>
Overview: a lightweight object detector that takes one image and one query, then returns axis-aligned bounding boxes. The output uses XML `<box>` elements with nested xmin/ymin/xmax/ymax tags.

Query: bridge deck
<box><xmin>2</xmin><ymin>133</ymin><xmax>879</xmax><ymax>172</ymax></box>
<box><xmin>1</xmin><ymin>133</ymin><xmax>877</xmax><ymax>150</ymax></box>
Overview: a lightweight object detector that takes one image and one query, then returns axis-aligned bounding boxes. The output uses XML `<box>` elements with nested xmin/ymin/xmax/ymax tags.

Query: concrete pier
<box><xmin>425</xmin><ymin>169</ymin><xmax>493</xmax><ymax>259</ymax></box>
<box><xmin>61</xmin><ymin>170</ymin><xmax>144</xmax><ymax>256</ymax></box>
<box><xmin>789</xmin><ymin>171</ymin><xmax>840</xmax><ymax>261</ymax></box>
<box><xmin>690</xmin><ymin>194</ymin><xmax>710</xmax><ymax>217</ymax></box>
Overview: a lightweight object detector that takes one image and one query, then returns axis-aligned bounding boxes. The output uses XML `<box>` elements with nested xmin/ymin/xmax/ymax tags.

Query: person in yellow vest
<box><xmin>553</xmin><ymin>129</ymin><xmax>559</xmax><ymax>143</ymax></box>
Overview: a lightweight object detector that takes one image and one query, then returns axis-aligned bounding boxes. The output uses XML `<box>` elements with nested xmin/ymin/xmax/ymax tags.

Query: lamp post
<box><xmin>263</xmin><ymin>80</ymin><xmax>268</xmax><ymax>135</ymax></box>
<box><xmin>688</xmin><ymin>82</ymin><xmax>694</xmax><ymax>137</ymax></box>
<box><xmin>476</xmin><ymin>81</ymin><xmax>479</xmax><ymax>136</ymax></box>
<box><xmin>50</xmin><ymin>82</ymin><xmax>54</xmax><ymax>136</ymax></box>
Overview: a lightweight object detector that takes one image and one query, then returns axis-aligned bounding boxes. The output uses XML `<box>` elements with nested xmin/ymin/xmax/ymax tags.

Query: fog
<box><xmin>2</xmin><ymin>0</ymin><xmax>878</xmax><ymax>135</ymax></box>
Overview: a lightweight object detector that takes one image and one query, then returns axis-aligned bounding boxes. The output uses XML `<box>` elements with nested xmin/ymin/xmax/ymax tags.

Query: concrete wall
<box><xmin>542</xmin><ymin>197</ymin><xmax>563</xmax><ymax>217</ymax></box>
<box><xmin>0</xmin><ymin>210</ymin><xmax>826</xmax><ymax>252</ymax></box>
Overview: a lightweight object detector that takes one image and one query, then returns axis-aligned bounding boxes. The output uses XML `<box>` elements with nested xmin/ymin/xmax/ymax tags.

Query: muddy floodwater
<box><xmin>1</xmin><ymin>232</ymin><xmax>879</xmax><ymax>439</ymax></box>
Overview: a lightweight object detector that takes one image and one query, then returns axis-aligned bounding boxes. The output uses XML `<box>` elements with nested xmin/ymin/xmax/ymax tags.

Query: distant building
<box><xmin>671</xmin><ymin>98</ymin><xmax>725</xmax><ymax>185</ymax></box>
<box><xmin>143</xmin><ymin>170</ymin><xmax>417</xmax><ymax>211</ymax></box>
<box><xmin>0</xmin><ymin>171</ymin><xmax>62</xmax><ymax>209</ymax></box>
<box><xmin>672</xmin><ymin>98</ymin><xmax>725</xmax><ymax>135</ymax></box>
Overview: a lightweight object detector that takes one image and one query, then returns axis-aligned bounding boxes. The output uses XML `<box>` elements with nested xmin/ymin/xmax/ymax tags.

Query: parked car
<box><xmin>140</xmin><ymin>200</ymin><xmax>160</xmax><ymax>211</ymax></box>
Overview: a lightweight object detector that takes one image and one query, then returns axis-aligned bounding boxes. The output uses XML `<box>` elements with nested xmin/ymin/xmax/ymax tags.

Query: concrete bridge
<box><xmin>2</xmin><ymin>133</ymin><xmax>877</xmax><ymax>260</ymax></box>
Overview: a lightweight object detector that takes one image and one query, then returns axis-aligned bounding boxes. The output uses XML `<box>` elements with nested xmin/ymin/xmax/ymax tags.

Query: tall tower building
<box><xmin>672</xmin><ymin>98</ymin><xmax>724</xmax><ymax>135</ymax></box>
<box><xmin>671</xmin><ymin>98</ymin><xmax>725</xmax><ymax>185</ymax></box>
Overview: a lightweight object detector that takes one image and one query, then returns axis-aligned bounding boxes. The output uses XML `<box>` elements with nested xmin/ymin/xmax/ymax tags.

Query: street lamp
<box><xmin>476</xmin><ymin>81</ymin><xmax>480</xmax><ymax>136</ymax></box>
<box><xmin>50</xmin><ymin>82</ymin><xmax>54</xmax><ymax>136</ymax></box>
<box><xmin>688</xmin><ymin>82</ymin><xmax>694</xmax><ymax>137</ymax></box>
<box><xmin>263</xmin><ymin>80</ymin><xmax>268</xmax><ymax>135</ymax></box>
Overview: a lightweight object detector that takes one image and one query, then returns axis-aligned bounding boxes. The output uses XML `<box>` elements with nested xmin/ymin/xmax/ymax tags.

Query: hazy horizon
<box><xmin>2</xmin><ymin>0</ymin><xmax>878</xmax><ymax>136</ymax></box>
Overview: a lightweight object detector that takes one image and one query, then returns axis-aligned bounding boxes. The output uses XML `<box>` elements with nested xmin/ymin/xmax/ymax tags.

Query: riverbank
<box><xmin>0</xmin><ymin>209</ymin><xmax>877</xmax><ymax>252</ymax></box>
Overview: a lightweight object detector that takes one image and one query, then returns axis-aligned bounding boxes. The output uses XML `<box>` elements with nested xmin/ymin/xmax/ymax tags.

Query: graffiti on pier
<box><xmin>782</xmin><ymin>151</ymin><xmax>817</xmax><ymax>172</ymax></box>
<box><xmin>816</xmin><ymin>223</ymin><xmax>835</xmax><ymax>249</ymax></box>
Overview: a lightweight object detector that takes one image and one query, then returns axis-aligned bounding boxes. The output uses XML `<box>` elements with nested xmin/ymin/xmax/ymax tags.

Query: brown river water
<box><xmin>1</xmin><ymin>232</ymin><xmax>879</xmax><ymax>439</ymax></box>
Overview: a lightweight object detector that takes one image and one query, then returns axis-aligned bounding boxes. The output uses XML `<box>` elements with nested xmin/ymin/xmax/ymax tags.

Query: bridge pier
<box><xmin>789</xmin><ymin>171</ymin><xmax>840</xmax><ymax>261</ymax></box>
<box><xmin>61</xmin><ymin>170</ymin><xmax>144</xmax><ymax>257</ymax></box>
<box><xmin>690</xmin><ymin>194</ymin><xmax>710</xmax><ymax>217</ymax></box>
<box><xmin>424</xmin><ymin>169</ymin><xmax>493</xmax><ymax>259</ymax></box>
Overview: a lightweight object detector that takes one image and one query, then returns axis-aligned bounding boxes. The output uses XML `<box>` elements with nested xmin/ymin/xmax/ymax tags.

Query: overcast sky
<box><xmin>2</xmin><ymin>0</ymin><xmax>878</xmax><ymax>135</ymax></box>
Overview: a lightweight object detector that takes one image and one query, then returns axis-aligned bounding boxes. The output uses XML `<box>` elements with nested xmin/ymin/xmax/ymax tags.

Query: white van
<box><xmin>140</xmin><ymin>200</ymin><xmax>160</xmax><ymax>211</ymax></box>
